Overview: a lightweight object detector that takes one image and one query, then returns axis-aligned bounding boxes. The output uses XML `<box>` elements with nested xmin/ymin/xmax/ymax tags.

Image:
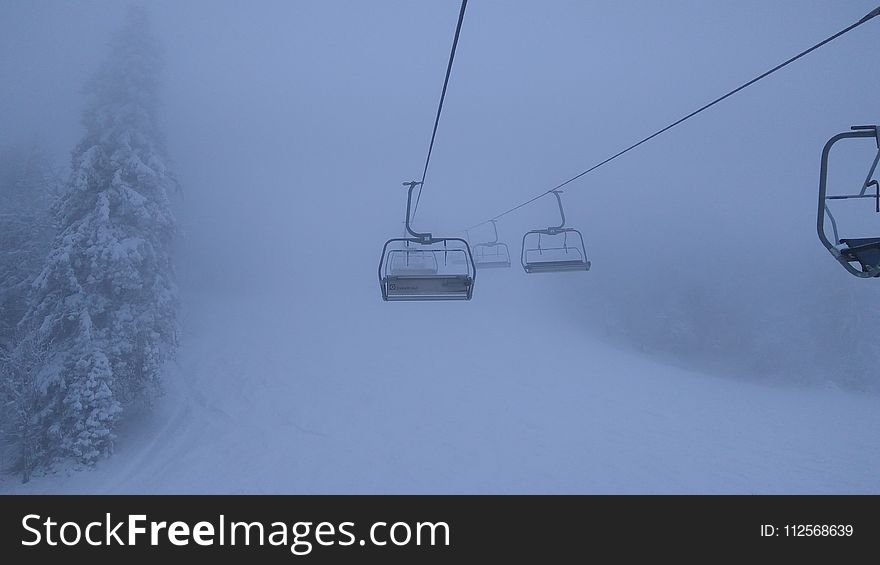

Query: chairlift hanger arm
<box><xmin>402</xmin><ymin>181</ymin><xmax>432</xmax><ymax>242</ymax></box>
<box><xmin>547</xmin><ymin>190</ymin><xmax>567</xmax><ymax>232</ymax></box>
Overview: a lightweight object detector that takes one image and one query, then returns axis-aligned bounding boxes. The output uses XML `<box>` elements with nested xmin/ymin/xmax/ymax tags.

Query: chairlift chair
<box><xmin>817</xmin><ymin>125</ymin><xmax>880</xmax><ymax>277</ymax></box>
<box><xmin>469</xmin><ymin>220</ymin><xmax>511</xmax><ymax>269</ymax></box>
<box><xmin>379</xmin><ymin>181</ymin><xmax>476</xmax><ymax>300</ymax></box>
<box><xmin>521</xmin><ymin>190</ymin><xmax>591</xmax><ymax>273</ymax></box>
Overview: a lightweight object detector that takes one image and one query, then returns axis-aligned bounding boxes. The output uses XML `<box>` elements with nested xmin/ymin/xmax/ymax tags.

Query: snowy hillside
<box><xmin>4</xmin><ymin>271</ymin><xmax>878</xmax><ymax>494</ymax></box>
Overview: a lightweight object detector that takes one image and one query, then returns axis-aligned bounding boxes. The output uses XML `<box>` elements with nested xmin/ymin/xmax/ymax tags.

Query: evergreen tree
<box><xmin>22</xmin><ymin>6</ymin><xmax>179</xmax><ymax>465</ymax></box>
<box><xmin>0</xmin><ymin>143</ymin><xmax>61</xmax><ymax>480</ymax></box>
<box><xmin>0</xmin><ymin>327</ymin><xmax>51</xmax><ymax>482</ymax></box>
<box><xmin>0</xmin><ymin>143</ymin><xmax>59</xmax><ymax>346</ymax></box>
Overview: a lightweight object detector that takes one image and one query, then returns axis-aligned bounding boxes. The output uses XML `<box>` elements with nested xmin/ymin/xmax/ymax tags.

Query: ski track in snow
<box><xmin>3</xmin><ymin>275</ymin><xmax>879</xmax><ymax>494</ymax></box>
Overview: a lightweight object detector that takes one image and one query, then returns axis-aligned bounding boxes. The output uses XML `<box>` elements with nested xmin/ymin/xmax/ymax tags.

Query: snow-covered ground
<box><xmin>4</xmin><ymin>269</ymin><xmax>878</xmax><ymax>494</ymax></box>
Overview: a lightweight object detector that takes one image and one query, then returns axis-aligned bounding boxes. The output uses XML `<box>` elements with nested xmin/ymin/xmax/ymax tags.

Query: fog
<box><xmin>2</xmin><ymin>1</ymin><xmax>879</xmax><ymax>491</ymax></box>
<box><xmin>4</xmin><ymin>0</ymin><xmax>879</xmax><ymax>378</ymax></box>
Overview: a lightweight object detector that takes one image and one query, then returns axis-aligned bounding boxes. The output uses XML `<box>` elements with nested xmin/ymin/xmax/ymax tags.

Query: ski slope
<box><xmin>4</xmin><ymin>269</ymin><xmax>879</xmax><ymax>494</ymax></box>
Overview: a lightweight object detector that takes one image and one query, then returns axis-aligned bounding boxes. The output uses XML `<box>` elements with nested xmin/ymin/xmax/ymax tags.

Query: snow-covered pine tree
<box><xmin>0</xmin><ymin>143</ymin><xmax>60</xmax><ymax>480</ymax></box>
<box><xmin>0</xmin><ymin>143</ymin><xmax>60</xmax><ymax>347</ymax></box>
<box><xmin>0</xmin><ymin>327</ymin><xmax>51</xmax><ymax>482</ymax></box>
<box><xmin>22</xmin><ymin>6</ymin><xmax>179</xmax><ymax>465</ymax></box>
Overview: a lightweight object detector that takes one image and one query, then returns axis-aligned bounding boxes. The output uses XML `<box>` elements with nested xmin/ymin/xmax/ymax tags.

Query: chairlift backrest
<box><xmin>389</xmin><ymin>248</ymin><xmax>439</xmax><ymax>275</ymax></box>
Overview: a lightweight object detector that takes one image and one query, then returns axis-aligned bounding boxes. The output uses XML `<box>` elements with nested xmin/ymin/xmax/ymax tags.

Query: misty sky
<box><xmin>2</xmin><ymin>0</ymin><xmax>879</xmax><ymax>387</ymax></box>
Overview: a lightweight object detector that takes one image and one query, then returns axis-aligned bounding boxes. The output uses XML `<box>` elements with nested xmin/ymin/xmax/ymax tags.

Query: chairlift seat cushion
<box><xmin>474</xmin><ymin>258</ymin><xmax>511</xmax><ymax>269</ymax></box>
<box><xmin>523</xmin><ymin>259</ymin><xmax>591</xmax><ymax>273</ymax></box>
<box><xmin>840</xmin><ymin>238</ymin><xmax>880</xmax><ymax>274</ymax></box>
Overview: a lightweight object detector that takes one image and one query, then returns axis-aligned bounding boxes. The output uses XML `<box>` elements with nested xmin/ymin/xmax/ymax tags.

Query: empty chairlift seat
<box><xmin>470</xmin><ymin>221</ymin><xmax>511</xmax><ymax>269</ymax></box>
<box><xmin>520</xmin><ymin>190</ymin><xmax>591</xmax><ymax>273</ymax></box>
<box><xmin>474</xmin><ymin>243</ymin><xmax>512</xmax><ymax>269</ymax></box>
<box><xmin>817</xmin><ymin>125</ymin><xmax>880</xmax><ymax>278</ymax></box>
<box><xmin>379</xmin><ymin>181</ymin><xmax>476</xmax><ymax>301</ymax></box>
<box><xmin>381</xmin><ymin>244</ymin><xmax>475</xmax><ymax>300</ymax></box>
<box><xmin>521</xmin><ymin>229</ymin><xmax>591</xmax><ymax>273</ymax></box>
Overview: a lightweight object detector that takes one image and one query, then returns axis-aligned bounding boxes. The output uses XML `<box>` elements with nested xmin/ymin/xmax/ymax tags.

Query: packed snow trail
<box><xmin>4</xmin><ymin>268</ymin><xmax>879</xmax><ymax>494</ymax></box>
